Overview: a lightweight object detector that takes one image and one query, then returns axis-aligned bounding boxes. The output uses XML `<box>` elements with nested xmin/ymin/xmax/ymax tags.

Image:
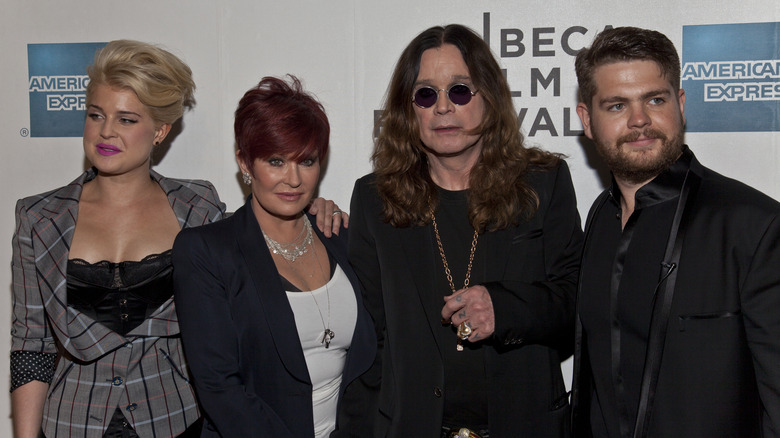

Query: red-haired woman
<box><xmin>172</xmin><ymin>75</ymin><xmax>375</xmax><ymax>438</ymax></box>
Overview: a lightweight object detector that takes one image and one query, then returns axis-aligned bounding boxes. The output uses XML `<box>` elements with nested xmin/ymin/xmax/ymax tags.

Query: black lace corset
<box><xmin>67</xmin><ymin>250</ymin><xmax>174</xmax><ymax>336</ymax></box>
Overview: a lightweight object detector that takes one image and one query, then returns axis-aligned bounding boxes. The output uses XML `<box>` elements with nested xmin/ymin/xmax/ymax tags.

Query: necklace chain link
<box><xmin>430</xmin><ymin>208</ymin><xmax>478</xmax><ymax>352</ymax></box>
<box><xmin>430</xmin><ymin>210</ymin><xmax>479</xmax><ymax>293</ymax></box>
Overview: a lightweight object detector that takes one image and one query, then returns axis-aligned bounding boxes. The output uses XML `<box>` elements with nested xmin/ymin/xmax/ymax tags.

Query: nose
<box><xmin>99</xmin><ymin>119</ymin><xmax>115</xmax><ymax>138</ymax></box>
<box><xmin>434</xmin><ymin>88</ymin><xmax>454</xmax><ymax>115</ymax></box>
<box><xmin>627</xmin><ymin>103</ymin><xmax>650</xmax><ymax>129</ymax></box>
<box><xmin>286</xmin><ymin>163</ymin><xmax>302</xmax><ymax>188</ymax></box>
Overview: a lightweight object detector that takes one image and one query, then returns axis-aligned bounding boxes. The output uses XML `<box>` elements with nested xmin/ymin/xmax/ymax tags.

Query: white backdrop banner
<box><xmin>2</xmin><ymin>1</ymin><xmax>778</xmax><ymax>434</ymax></box>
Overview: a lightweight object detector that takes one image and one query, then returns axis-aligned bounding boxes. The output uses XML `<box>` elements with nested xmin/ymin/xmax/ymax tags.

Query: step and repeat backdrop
<box><xmin>2</xmin><ymin>0</ymin><xmax>778</xmax><ymax>432</ymax></box>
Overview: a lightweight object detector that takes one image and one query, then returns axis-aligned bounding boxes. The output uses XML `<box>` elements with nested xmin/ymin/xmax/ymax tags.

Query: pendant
<box><xmin>457</xmin><ymin>339</ymin><xmax>464</xmax><ymax>351</ymax></box>
<box><xmin>321</xmin><ymin>329</ymin><xmax>335</xmax><ymax>348</ymax></box>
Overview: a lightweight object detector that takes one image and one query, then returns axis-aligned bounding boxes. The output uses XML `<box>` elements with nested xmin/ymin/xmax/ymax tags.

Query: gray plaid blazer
<box><xmin>11</xmin><ymin>168</ymin><xmax>226</xmax><ymax>438</ymax></box>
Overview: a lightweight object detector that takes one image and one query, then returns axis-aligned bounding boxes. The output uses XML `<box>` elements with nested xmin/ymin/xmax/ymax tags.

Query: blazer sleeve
<box><xmin>10</xmin><ymin>199</ymin><xmax>57</xmax><ymax>355</ymax></box>
<box><xmin>741</xmin><ymin>213</ymin><xmax>780</xmax><ymax>436</ymax></box>
<box><xmin>486</xmin><ymin>161</ymin><xmax>583</xmax><ymax>349</ymax></box>
<box><xmin>172</xmin><ymin>228</ymin><xmax>293</xmax><ymax>437</ymax></box>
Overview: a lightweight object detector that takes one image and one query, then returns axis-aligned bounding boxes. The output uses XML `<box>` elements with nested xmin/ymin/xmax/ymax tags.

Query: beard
<box><xmin>593</xmin><ymin>125</ymin><xmax>685</xmax><ymax>185</ymax></box>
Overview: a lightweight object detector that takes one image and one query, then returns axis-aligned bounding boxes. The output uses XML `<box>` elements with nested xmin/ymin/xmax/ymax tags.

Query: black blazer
<box><xmin>340</xmin><ymin>162</ymin><xmax>583</xmax><ymax>437</ymax></box>
<box><xmin>572</xmin><ymin>151</ymin><xmax>780</xmax><ymax>437</ymax></box>
<box><xmin>172</xmin><ymin>198</ymin><xmax>376</xmax><ymax>438</ymax></box>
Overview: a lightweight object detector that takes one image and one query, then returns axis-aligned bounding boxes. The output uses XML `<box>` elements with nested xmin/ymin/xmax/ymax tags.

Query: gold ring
<box><xmin>457</xmin><ymin>321</ymin><xmax>472</xmax><ymax>340</ymax></box>
<box><xmin>448</xmin><ymin>428</ymin><xmax>482</xmax><ymax>438</ymax></box>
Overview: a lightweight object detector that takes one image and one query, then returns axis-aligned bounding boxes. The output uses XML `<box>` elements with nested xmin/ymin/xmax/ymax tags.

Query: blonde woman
<box><xmin>10</xmin><ymin>42</ymin><xmax>345</xmax><ymax>438</ymax></box>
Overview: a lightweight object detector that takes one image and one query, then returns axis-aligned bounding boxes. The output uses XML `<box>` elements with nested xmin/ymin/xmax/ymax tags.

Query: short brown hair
<box><xmin>575</xmin><ymin>27</ymin><xmax>681</xmax><ymax>108</ymax></box>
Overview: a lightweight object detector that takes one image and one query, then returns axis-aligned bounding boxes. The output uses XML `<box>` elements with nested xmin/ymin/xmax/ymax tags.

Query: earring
<box><xmin>242</xmin><ymin>172</ymin><xmax>252</xmax><ymax>185</ymax></box>
<box><xmin>154</xmin><ymin>141</ymin><xmax>160</xmax><ymax>146</ymax></box>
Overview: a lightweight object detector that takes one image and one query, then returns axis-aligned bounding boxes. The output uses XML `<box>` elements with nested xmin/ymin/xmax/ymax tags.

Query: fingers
<box><xmin>460</xmin><ymin>322</ymin><xmax>484</xmax><ymax>342</ymax></box>
<box><xmin>440</xmin><ymin>288</ymin><xmax>467</xmax><ymax>322</ymax></box>
<box><xmin>340</xmin><ymin>211</ymin><xmax>350</xmax><ymax>228</ymax></box>
<box><xmin>309</xmin><ymin>197</ymin><xmax>332</xmax><ymax>237</ymax></box>
<box><xmin>441</xmin><ymin>286</ymin><xmax>495</xmax><ymax>341</ymax></box>
<box><xmin>307</xmin><ymin>198</ymin><xmax>346</xmax><ymax>237</ymax></box>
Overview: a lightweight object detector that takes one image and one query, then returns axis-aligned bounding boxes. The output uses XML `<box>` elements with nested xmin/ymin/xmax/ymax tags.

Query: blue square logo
<box><xmin>27</xmin><ymin>42</ymin><xmax>107</xmax><ymax>137</ymax></box>
<box><xmin>681</xmin><ymin>22</ymin><xmax>780</xmax><ymax>132</ymax></box>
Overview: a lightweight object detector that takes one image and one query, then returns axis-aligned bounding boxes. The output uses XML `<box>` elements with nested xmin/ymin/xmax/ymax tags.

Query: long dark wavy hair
<box><xmin>373</xmin><ymin>24</ymin><xmax>561</xmax><ymax>232</ymax></box>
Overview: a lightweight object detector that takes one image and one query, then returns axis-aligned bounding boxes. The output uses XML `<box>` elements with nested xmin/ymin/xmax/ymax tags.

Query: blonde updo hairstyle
<box><xmin>86</xmin><ymin>40</ymin><xmax>196</xmax><ymax>126</ymax></box>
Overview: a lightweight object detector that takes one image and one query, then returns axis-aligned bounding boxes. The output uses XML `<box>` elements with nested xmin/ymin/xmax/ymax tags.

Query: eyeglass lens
<box><xmin>413</xmin><ymin>84</ymin><xmax>474</xmax><ymax>108</ymax></box>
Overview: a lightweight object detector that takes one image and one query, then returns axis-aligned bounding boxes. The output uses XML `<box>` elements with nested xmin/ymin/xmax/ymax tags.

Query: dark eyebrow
<box><xmin>87</xmin><ymin>104</ymin><xmax>142</xmax><ymax>118</ymax></box>
<box><xmin>597</xmin><ymin>88</ymin><xmax>673</xmax><ymax>107</ymax></box>
<box><xmin>597</xmin><ymin>95</ymin><xmax>627</xmax><ymax>107</ymax></box>
<box><xmin>641</xmin><ymin>88</ymin><xmax>673</xmax><ymax>100</ymax></box>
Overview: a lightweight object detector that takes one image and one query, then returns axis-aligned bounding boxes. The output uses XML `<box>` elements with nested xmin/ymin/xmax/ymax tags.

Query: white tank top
<box><xmin>286</xmin><ymin>264</ymin><xmax>357</xmax><ymax>437</ymax></box>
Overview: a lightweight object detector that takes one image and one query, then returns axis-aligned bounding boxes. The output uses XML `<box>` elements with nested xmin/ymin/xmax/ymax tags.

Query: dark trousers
<box><xmin>102</xmin><ymin>408</ymin><xmax>203</xmax><ymax>438</ymax></box>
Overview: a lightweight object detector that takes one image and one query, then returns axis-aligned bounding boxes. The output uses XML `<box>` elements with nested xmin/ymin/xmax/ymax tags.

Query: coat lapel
<box><xmin>481</xmin><ymin>226</ymin><xmax>515</xmax><ymax>283</ymax></box>
<box><xmin>398</xmin><ymin>224</ymin><xmax>448</xmax><ymax>352</ymax></box>
<box><xmin>155</xmin><ymin>170</ymin><xmax>224</xmax><ymax>228</ymax></box>
<box><xmin>127</xmin><ymin>172</ymin><xmax>225</xmax><ymax>338</ymax></box>
<box><xmin>234</xmin><ymin>200</ymin><xmax>311</xmax><ymax>383</ymax></box>
<box><xmin>32</xmin><ymin>170</ymin><xmax>125</xmax><ymax>358</ymax></box>
<box><xmin>35</xmin><ymin>169</ymin><xmax>223</xmax><ymax>360</ymax></box>
<box><xmin>310</xmin><ymin>216</ymin><xmax>376</xmax><ymax>391</ymax></box>
<box><xmin>633</xmin><ymin>161</ymin><xmax>702</xmax><ymax>438</ymax></box>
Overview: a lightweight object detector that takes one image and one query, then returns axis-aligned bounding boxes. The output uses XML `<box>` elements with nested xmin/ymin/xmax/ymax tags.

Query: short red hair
<box><xmin>235</xmin><ymin>75</ymin><xmax>329</xmax><ymax>167</ymax></box>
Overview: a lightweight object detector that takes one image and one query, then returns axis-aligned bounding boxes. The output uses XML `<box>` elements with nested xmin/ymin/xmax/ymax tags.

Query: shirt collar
<box><xmin>609</xmin><ymin>145</ymin><xmax>693</xmax><ymax>211</ymax></box>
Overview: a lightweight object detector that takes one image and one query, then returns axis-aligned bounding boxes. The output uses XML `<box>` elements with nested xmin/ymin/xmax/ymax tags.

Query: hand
<box><xmin>441</xmin><ymin>285</ymin><xmax>495</xmax><ymax>342</ymax></box>
<box><xmin>308</xmin><ymin>198</ymin><xmax>349</xmax><ymax>237</ymax></box>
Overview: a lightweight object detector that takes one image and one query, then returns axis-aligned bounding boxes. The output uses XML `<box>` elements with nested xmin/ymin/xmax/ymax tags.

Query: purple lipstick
<box><xmin>96</xmin><ymin>143</ymin><xmax>121</xmax><ymax>156</ymax></box>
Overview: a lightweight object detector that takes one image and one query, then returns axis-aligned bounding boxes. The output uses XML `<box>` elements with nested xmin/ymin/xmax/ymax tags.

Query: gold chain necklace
<box><xmin>430</xmin><ymin>208</ymin><xmax>478</xmax><ymax>351</ymax></box>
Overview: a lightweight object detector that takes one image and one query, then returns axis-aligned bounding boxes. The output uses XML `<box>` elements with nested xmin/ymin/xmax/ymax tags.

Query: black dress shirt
<box><xmin>579</xmin><ymin>150</ymin><xmax>693</xmax><ymax>437</ymax></box>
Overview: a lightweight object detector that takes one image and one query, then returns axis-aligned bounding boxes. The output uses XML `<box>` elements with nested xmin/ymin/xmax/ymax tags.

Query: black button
<box><xmin>433</xmin><ymin>387</ymin><xmax>442</xmax><ymax>397</ymax></box>
<box><xmin>120</xmin><ymin>313</ymin><xmax>129</xmax><ymax>321</ymax></box>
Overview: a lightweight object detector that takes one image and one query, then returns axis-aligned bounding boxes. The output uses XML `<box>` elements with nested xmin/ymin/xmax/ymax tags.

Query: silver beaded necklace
<box><xmin>262</xmin><ymin>216</ymin><xmax>313</xmax><ymax>262</ymax></box>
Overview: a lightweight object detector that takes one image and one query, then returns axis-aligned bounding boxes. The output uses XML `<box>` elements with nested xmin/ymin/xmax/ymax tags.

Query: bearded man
<box><xmin>571</xmin><ymin>27</ymin><xmax>780</xmax><ymax>438</ymax></box>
